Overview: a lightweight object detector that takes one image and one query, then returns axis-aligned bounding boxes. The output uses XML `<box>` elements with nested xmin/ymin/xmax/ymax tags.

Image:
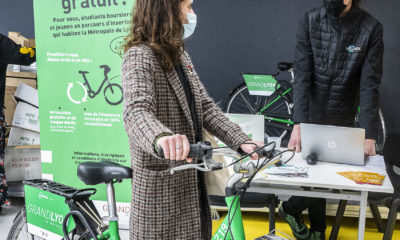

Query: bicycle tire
<box><xmin>7</xmin><ymin>207</ymin><xmax>46</xmax><ymax>240</ymax></box>
<box><xmin>7</xmin><ymin>207</ymin><xmax>85</xmax><ymax>240</ymax></box>
<box><xmin>104</xmin><ymin>82</ymin><xmax>123</xmax><ymax>106</ymax></box>
<box><xmin>224</xmin><ymin>83</ymin><xmax>293</xmax><ymax>142</ymax></box>
<box><xmin>354</xmin><ymin>108</ymin><xmax>386</xmax><ymax>154</ymax></box>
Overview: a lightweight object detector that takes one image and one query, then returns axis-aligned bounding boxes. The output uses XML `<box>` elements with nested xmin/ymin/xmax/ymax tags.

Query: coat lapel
<box><xmin>164</xmin><ymin>66</ymin><xmax>196</xmax><ymax>141</ymax></box>
<box><xmin>180</xmin><ymin>53</ymin><xmax>203</xmax><ymax>139</ymax></box>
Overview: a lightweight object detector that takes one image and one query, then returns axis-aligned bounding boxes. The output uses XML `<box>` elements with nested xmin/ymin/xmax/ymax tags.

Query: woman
<box><xmin>282</xmin><ymin>0</ymin><xmax>383</xmax><ymax>239</ymax></box>
<box><xmin>122</xmin><ymin>0</ymin><xmax>262</xmax><ymax>239</ymax></box>
<box><xmin>0</xmin><ymin>34</ymin><xmax>36</xmax><ymax>213</ymax></box>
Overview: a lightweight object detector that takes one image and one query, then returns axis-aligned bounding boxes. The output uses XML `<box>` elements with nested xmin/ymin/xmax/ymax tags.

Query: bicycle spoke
<box><xmin>231</xmin><ymin>100</ymin><xmax>254</xmax><ymax>114</ymax></box>
<box><xmin>239</xmin><ymin>92</ymin><xmax>256</xmax><ymax>113</ymax></box>
<box><xmin>267</xmin><ymin>100</ymin><xmax>283</xmax><ymax>113</ymax></box>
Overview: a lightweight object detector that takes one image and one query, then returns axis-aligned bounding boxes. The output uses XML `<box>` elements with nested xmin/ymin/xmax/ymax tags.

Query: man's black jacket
<box><xmin>0</xmin><ymin>33</ymin><xmax>36</xmax><ymax>109</ymax></box>
<box><xmin>293</xmin><ymin>6</ymin><xmax>383</xmax><ymax>139</ymax></box>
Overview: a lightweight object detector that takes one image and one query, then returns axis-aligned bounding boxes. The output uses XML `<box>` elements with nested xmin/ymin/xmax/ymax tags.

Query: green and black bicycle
<box><xmin>224</xmin><ymin>62</ymin><xmax>386</xmax><ymax>152</ymax></box>
<box><xmin>7</xmin><ymin>141</ymin><xmax>292</xmax><ymax>240</ymax></box>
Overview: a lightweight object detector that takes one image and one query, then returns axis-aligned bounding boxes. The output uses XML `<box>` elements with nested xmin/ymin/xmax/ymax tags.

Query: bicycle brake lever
<box><xmin>170</xmin><ymin>162</ymin><xmax>224</xmax><ymax>175</ymax></box>
<box><xmin>170</xmin><ymin>163</ymin><xmax>209</xmax><ymax>174</ymax></box>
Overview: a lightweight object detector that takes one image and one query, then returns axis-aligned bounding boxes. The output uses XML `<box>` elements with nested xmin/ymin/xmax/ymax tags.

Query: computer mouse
<box><xmin>306</xmin><ymin>153</ymin><xmax>318</xmax><ymax>165</ymax></box>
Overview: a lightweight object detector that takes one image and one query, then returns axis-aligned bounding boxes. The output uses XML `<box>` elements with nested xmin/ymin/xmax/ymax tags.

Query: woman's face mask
<box><xmin>183</xmin><ymin>12</ymin><xmax>197</xmax><ymax>39</ymax></box>
<box><xmin>323</xmin><ymin>0</ymin><xmax>347</xmax><ymax>17</ymax></box>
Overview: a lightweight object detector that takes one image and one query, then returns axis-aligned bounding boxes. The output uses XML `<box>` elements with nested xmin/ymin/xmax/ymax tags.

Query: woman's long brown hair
<box><xmin>124</xmin><ymin>0</ymin><xmax>184</xmax><ymax>71</ymax></box>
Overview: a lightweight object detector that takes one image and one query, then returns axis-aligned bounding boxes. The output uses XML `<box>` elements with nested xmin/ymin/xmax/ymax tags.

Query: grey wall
<box><xmin>0</xmin><ymin>0</ymin><xmax>35</xmax><ymax>38</ymax></box>
<box><xmin>1</xmin><ymin>0</ymin><xmax>399</xmax><ymax>152</ymax></box>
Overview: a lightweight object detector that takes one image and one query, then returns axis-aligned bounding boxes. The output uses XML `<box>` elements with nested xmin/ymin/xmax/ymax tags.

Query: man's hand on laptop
<box><xmin>288</xmin><ymin>124</ymin><xmax>301</xmax><ymax>152</ymax></box>
<box><xmin>364</xmin><ymin>139</ymin><xmax>376</xmax><ymax>159</ymax></box>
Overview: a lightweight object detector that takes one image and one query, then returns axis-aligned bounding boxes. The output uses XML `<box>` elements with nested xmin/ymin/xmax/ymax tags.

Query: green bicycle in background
<box><xmin>7</xmin><ymin>141</ymin><xmax>290</xmax><ymax>240</ymax></box>
<box><xmin>224</xmin><ymin>62</ymin><xmax>386</xmax><ymax>152</ymax></box>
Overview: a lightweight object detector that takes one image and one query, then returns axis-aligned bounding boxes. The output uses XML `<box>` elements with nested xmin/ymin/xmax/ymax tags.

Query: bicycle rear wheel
<box><xmin>7</xmin><ymin>208</ymin><xmax>45</xmax><ymax>240</ymax></box>
<box><xmin>354</xmin><ymin>108</ymin><xmax>386</xmax><ymax>154</ymax></box>
<box><xmin>7</xmin><ymin>208</ymin><xmax>85</xmax><ymax>240</ymax></box>
<box><xmin>224</xmin><ymin>83</ymin><xmax>293</xmax><ymax>142</ymax></box>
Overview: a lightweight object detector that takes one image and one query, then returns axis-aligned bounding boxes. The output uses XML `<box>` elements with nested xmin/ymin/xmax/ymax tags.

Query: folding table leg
<box><xmin>329</xmin><ymin>200</ymin><xmax>347</xmax><ymax>240</ymax></box>
<box><xmin>269</xmin><ymin>195</ymin><xmax>277</xmax><ymax>232</ymax></box>
<box><xmin>358</xmin><ymin>191</ymin><xmax>368</xmax><ymax>240</ymax></box>
<box><xmin>369</xmin><ymin>200</ymin><xmax>385</xmax><ymax>233</ymax></box>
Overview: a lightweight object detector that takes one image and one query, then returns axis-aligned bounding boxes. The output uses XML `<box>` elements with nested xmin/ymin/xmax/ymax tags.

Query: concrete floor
<box><xmin>0</xmin><ymin>198</ymin><xmax>130</xmax><ymax>240</ymax></box>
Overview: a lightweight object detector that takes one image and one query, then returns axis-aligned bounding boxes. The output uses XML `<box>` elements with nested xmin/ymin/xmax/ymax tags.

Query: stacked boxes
<box><xmin>4</xmin><ymin>33</ymin><xmax>41</xmax><ymax>183</ymax></box>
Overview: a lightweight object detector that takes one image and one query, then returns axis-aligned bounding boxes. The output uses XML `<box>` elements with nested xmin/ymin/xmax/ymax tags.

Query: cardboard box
<box><xmin>29</xmin><ymin>39</ymin><xmax>36</xmax><ymax>48</ymax></box>
<box><xmin>12</xmin><ymin>102</ymin><xmax>40</xmax><ymax>132</ymax></box>
<box><xmin>8</xmin><ymin>32</ymin><xmax>35</xmax><ymax>48</ymax></box>
<box><xmin>4</xmin><ymin>86</ymin><xmax>17</xmax><ymax>125</ymax></box>
<box><xmin>6</xmin><ymin>77</ymin><xmax>36</xmax><ymax>89</ymax></box>
<box><xmin>8</xmin><ymin>127</ymin><xmax>40</xmax><ymax>146</ymax></box>
<box><xmin>14</xmin><ymin>83</ymin><xmax>38</xmax><ymax>107</ymax></box>
<box><xmin>4</xmin><ymin>145</ymin><xmax>41</xmax><ymax>182</ymax></box>
<box><xmin>6</xmin><ymin>70</ymin><xmax>37</xmax><ymax>79</ymax></box>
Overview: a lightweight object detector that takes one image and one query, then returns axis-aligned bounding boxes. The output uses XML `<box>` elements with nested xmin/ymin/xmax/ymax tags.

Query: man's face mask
<box><xmin>323</xmin><ymin>0</ymin><xmax>347</xmax><ymax>17</ymax></box>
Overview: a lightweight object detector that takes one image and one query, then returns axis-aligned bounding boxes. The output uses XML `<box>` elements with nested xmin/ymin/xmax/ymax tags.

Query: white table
<box><xmin>250</xmin><ymin>153</ymin><xmax>394</xmax><ymax>240</ymax></box>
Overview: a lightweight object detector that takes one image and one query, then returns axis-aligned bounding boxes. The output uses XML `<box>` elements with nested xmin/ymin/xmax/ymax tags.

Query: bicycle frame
<box><xmin>62</xmin><ymin>181</ymin><xmax>121</xmax><ymax>240</ymax></box>
<box><xmin>79</xmin><ymin>71</ymin><xmax>111</xmax><ymax>99</ymax></box>
<box><xmin>212</xmin><ymin>193</ymin><xmax>245</xmax><ymax>240</ymax></box>
<box><xmin>210</xmin><ymin>148</ymin><xmax>281</xmax><ymax>240</ymax></box>
<box><xmin>93</xmin><ymin>222</ymin><xmax>119</xmax><ymax>240</ymax></box>
<box><xmin>257</xmin><ymin>87</ymin><xmax>294</xmax><ymax>126</ymax></box>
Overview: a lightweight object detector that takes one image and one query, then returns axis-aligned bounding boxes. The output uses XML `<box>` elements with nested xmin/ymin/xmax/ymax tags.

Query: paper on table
<box><xmin>365</xmin><ymin>155</ymin><xmax>386</xmax><ymax>171</ymax></box>
<box><xmin>256</xmin><ymin>164</ymin><xmax>309</xmax><ymax>178</ymax></box>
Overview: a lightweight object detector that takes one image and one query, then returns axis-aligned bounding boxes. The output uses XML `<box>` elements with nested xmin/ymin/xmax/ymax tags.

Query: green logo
<box><xmin>27</xmin><ymin>203</ymin><xmax>64</xmax><ymax>225</ymax></box>
<box><xmin>25</xmin><ymin>185</ymin><xmax>75</xmax><ymax>238</ymax></box>
<box><xmin>243</xmin><ymin>74</ymin><xmax>278</xmax><ymax>96</ymax></box>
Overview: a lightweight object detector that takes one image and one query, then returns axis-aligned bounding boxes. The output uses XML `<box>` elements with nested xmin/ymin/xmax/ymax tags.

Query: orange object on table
<box><xmin>337</xmin><ymin>171</ymin><xmax>385</xmax><ymax>186</ymax></box>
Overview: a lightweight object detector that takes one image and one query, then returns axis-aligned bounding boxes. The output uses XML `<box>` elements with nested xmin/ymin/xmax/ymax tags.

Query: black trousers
<box><xmin>285</xmin><ymin>197</ymin><xmax>326</xmax><ymax>232</ymax></box>
<box><xmin>386</xmin><ymin>162</ymin><xmax>400</xmax><ymax>193</ymax></box>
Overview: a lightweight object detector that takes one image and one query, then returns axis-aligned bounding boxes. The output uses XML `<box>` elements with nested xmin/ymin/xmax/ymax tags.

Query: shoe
<box><xmin>278</xmin><ymin>203</ymin><xmax>310</xmax><ymax>240</ymax></box>
<box><xmin>309</xmin><ymin>231</ymin><xmax>325</xmax><ymax>240</ymax></box>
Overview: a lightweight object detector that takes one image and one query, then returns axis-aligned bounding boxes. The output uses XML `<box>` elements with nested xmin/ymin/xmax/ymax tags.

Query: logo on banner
<box><xmin>67</xmin><ymin>65</ymin><xmax>123</xmax><ymax>105</ymax></box>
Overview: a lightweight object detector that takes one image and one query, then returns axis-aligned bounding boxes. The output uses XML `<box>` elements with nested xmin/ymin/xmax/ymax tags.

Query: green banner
<box><xmin>25</xmin><ymin>185</ymin><xmax>74</xmax><ymax>239</ymax></box>
<box><xmin>33</xmin><ymin>0</ymin><xmax>134</xmax><ymax>224</ymax></box>
<box><xmin>243</xmin><ymin>74</ymin><xmax>278</xmax><ymax>96</ymax></box>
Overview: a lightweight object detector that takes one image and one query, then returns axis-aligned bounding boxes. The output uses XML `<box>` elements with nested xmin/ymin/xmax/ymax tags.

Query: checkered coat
<box><xmin>122</xmin><ymin>45</ymin><xmax>249</xmax><ymax>240</ymax></box>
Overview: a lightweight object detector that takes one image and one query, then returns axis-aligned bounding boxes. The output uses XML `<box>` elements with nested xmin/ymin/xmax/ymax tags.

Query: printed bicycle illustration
<box><xmin>67</xmin><ymin>65</ymin><xmax>123</xmax><ymax>106</ymax></box>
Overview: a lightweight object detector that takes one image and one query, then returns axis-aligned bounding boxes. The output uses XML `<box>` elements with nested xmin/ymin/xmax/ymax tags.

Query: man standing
<box><xmin>0</xmin><ymin>33</ymin><xmax>36</xmax><ymax>213</ymax></box>
<box><xmin>279</xmin><ymin>0</ymin><xmax>383</xmax><ymax>239</ymax></box>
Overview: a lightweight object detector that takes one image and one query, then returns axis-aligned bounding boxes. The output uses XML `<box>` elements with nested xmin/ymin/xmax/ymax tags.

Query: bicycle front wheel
<box><xmin>224</xmin><ymin>83</ymin><xmax>293</xmax><ymax>141</ymax></box>
<box><xmin>104</xmin><ymin>82</ymin><xmax>123</xmax><ymax>106</ymax></box>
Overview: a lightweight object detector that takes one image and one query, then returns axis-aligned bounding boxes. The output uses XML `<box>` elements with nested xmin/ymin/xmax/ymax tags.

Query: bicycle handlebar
<box><xmin>157</xmin><ymin>141</ymin><xmax>213</xmax><ymax>160</ymax></box>
<box><xmin>99</xmin><ymin>65</ymin><xmax>111</xmax><ymax>78</ymax></box>
<box><xmin>157</xmin><ymin>141</ymin><xmax>278</xmax><ymax>175</ymax></box>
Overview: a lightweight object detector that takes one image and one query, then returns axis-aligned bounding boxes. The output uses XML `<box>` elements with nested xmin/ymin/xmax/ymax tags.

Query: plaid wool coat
<box><xmin>122</xmin><ymin>45</ymin><xmax>249</xmax><ymax>240</ymax></box>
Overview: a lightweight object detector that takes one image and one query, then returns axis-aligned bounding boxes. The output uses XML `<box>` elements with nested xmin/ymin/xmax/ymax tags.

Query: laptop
<box><xmin>300</xmin><ymin>123</ymin><xmax>366</xmax><ymax>166</ymax></box>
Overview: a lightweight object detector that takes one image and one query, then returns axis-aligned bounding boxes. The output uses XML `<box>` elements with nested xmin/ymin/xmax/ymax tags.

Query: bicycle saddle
<box><xmin>77</xmin><ymin>161</ymin><xmax>132</xmax><ymax>185</ymax></box>
<box><xmin>277</xmin><ymin>62</ymin><xmax>294</xmax><ymax>71</ymax></box>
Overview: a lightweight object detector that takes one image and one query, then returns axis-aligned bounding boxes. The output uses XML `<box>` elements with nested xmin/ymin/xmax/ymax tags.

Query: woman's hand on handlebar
<box><xmin>240</xmin><ymin>140</ymin><xmax>265</xmax><ymax>160</ymax></box>
<box><xmin>157</xmin><ymin>134</ymin><xmax>192</xmax><ymax>162</ymax></box>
